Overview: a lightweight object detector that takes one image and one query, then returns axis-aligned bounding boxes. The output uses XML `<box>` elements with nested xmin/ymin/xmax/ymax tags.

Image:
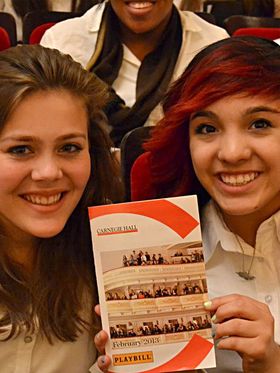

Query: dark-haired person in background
<box><xmin>41</xmin><ymin>0</ymin><xmax>228</xmax><ymax>146</ymax></box>
<box><xmin>243</xmin><ymin>0</ymin><xmax>274</xmax><ymax>16</ymax></box>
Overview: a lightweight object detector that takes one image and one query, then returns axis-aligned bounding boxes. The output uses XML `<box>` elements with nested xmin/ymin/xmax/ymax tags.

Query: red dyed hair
<box><xmin>144</xmin><ymin>36</ymin><xmax>280</xmax><ymax>205</ymax></box>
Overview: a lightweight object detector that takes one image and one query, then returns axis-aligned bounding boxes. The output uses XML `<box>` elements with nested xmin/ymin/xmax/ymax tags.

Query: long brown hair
<box><xmin>0</xmin><ymin>44</ymin><xmax>122</xmax><ymax>342</ymax></box>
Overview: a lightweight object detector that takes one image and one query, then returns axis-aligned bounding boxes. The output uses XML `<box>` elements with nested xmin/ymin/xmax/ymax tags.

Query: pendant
<box><xmin>236</xmin><ymin>271</ymin><xmax>255</xmax><ymax>280</ymax></box>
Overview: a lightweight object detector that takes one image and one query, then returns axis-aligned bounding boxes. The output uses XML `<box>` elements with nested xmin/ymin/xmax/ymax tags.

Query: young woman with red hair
<box><xmin>128</xmin><ymin>36</ymin><xmax>280</xmax><ymax>372</ymax></box>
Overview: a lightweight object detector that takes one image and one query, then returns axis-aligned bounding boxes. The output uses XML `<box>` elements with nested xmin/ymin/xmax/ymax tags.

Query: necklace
<box><xmin>235</xmin><ymin>235</ymin><xmax>256</xmax><ymax>280</ymax></box>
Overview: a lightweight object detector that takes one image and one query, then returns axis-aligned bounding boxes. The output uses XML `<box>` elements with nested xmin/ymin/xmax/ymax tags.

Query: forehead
<box><xmin>195</xmin><ymin>94</ymin><xmax>280</xmax><ymax>114</ymax></box>
<box><xmin>1</xmin><ymin>90</ymin><xmax>88</xmax><ymax>137</ymax></box>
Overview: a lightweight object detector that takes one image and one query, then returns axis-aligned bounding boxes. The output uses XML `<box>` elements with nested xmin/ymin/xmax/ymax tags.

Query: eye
<box><xmin>8</xmin><ymin>145</ymin><xmax>32</xmax><ymax>156</ymax></box>
<box><xmin>250</xmin><ymin>119</ymin><xmax>272</xmax><ymax>130</ymax></box>
<box><xmin>194</xmin><ymin>124</ymin><xmax>217</xmax><ymax>134</ymax></box>
<box><xmin>59</xmin><ymin>143</ymin><xmax>82</xmax><ymax>153</ymax></box>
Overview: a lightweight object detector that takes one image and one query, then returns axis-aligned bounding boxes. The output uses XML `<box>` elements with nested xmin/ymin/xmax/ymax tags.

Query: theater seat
<box><xmin>0</xmin><ymin>12</ymin><xmax>17</xmax><ymax>46</ymax></box>
<box><xmin>233</xmin><ymin>27</ymin><xmax>280</xmax><ymax>40</ymax></box>
<box><xmin>224</xmin><ymin>15</ymin><xmax>280</xmax><ymax>35</ymax></box>
<box><xmin>22</xmin><ymin>10</ymin><xmax>82</xmax><ymax>44</ymax></box>
<box><xmin>0</xmin><ymin>26</ymin><xmax>11</xmax><ymax>51</ymax></box>
<box><xmin>29</xmin><ymin>22</ymin><xmax>55</xmax><ymax>44</ymax></box>
<box><xmin>131</xmin><ymin>152</ymin><xmax>156</xmax><ymax>202</ymax></box>
<box><xmin>120</xmin><ymin>127</ymin><xmax>152</xmax><ymax>201</ymax></box>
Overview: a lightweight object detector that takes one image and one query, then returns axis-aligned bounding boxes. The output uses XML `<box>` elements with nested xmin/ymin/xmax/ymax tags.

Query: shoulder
<box><xmin>179</xmin><ymin>10</ymin><xmax>229</xmax><ymax>40</ymax></box>
<box><xmin>40</xmin><ymin>3</ymin><xmax>105</xmax><ymax>66</ymax></box>
<box><xmin>173</xmin><ymin>10</ymin><xmax>229</xmax><ymax>79</ymax></box>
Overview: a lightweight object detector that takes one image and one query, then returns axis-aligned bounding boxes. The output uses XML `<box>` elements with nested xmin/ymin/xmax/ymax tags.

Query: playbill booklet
<box><xmin>89</xmin><ymin>196</ymin><xmax>216</xmax><ymax>372</ymax></box>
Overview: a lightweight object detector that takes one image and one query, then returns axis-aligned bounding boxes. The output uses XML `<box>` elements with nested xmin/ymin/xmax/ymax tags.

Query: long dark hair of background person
<box><xmin>243</xmin><ymin>0</ymin><xmax>274</xmax><ymax>17</ymax></box>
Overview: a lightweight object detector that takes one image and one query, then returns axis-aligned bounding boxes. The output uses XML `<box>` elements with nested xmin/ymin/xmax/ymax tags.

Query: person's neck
<box><xmin>5</xmin><ymin>236</ymin><xmax>37</xmax><ymax>272</ymax></box>
<box><xmin>222</xmin><ymin>208</ymin><xmax>278</xmax><ymax>247</ymax></box>
<box><xmin>119</xmin><ymin>18</ymin><xmax>171</xmax><ymax>61</ymax></box>
<box><xmin>223</xmin><ymin>215</ymin><xmax>258</xmax><ymax>247</ymax></box>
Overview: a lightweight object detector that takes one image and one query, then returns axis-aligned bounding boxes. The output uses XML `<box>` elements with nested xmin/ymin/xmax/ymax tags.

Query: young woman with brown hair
<box><xmin>0</xmin><ymin>44</ymin><xmax>121</xmax><ymax>372</ymax></box>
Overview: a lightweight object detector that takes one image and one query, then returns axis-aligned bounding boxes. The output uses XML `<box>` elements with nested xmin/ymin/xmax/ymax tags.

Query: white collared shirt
<box><xmin>112</xmin><ymin>45</ymin><xmax>140</xmax><ymax>109</ymax></box>
<box><xmin>41</xmin><ymin>3</ymin><xmax>228</xmax><ymax>128</ymax></box>
<box><xmin>202</xmin><ymin>200</ymin><xmax>280</xmax><ymax>372</ymax></box>
<box><xmin>0</xmin><ymin>326</ymin><xmax>103</xmax><ymax>373</ymax></box>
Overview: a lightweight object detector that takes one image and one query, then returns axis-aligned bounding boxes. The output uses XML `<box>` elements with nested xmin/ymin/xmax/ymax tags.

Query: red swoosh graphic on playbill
<box><xmin>144</xmin><ymin>334</ymin><xmax>214</xmax><ymax>372</ymax></box>
<box><xmin>107</xmin><ymin>334</ymin><xmax>214</xmax><ymax>373</ymax></box>
<box><xmin>88</xmin><ymin>200</ymin><xmax>199</xmax><ymax>238</ymax></box>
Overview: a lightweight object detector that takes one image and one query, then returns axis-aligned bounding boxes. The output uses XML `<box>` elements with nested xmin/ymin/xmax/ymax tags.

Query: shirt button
<box><xmin>24</xmin><ymin>336</ymin><xmax>33</xmax><ymax>343</ymax></box>
<box><xmin>265</xmin><ymin>295</ymin><xmax>272</xmax><ymax>304</ymax></box>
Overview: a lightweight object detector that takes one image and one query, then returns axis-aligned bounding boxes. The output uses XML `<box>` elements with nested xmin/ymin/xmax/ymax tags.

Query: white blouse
<box><xmin>0</xmin><ymin>325</ymin><xmax>103</xmax><ymax>373</ymax></box>
<box><xmin>202</xmin><ymin>200</ymin><xmax>280</xmax><ymax>372</ymax></box>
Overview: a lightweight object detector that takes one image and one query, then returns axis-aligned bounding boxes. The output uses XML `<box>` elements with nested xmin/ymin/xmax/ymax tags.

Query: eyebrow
<box><xmin>190</xmin><ymin>105</ymin><xmax>280</xmax><ymax>121</ymax></box>
<box><xmin>190</xmin><ymin>111</ymin><xmax>217</xmax><ymax>121</ymax></box>
<box><xmin>244</xmin><ymin>106</ymin><xmax>280</xmax><ymax>115</ymax></box>
<box><xmin>0</xmin><ymin>132</ymin><xmax>87</xmax><ymax>143</ymax></box>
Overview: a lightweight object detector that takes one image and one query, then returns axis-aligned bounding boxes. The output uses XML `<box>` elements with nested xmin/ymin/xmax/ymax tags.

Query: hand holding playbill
<box><xmin>89</xmin><ymin>196</ymin><xmax>216</xmax><ymax>372</ymax></box>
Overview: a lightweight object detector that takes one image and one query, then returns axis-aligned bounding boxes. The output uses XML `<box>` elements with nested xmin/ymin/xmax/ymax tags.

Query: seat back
<box><xmin>28</xmin><ymin>22</ymin><xmax>56</xmax><ymax>44</ymax></box>
<box><xmin>120</xmin><ymin>126</ymin><xmax>152</xmax><ymax>201</ymax></box>
<box><xmin>22</xmin><ymin>10</ymin><xmax>82</xmax><ymax>44</ymax></box>
<box><xmin>0</xmin><ymin>12</ymin><xmax>17</xmax><ymax>46</ymax></box>
<box><xmin>203</xmin><ymin>0</ymin><xmax>245</xmax><ymax>27</ymax></box>
<box><xmin>233</xmin><ymin>27</ymin><xmax>280</xmax><ymax>40</ymax></box>
<box><xmin>0</xmin><ymin>26</ymin><xmax>11</xmax><ymax>51</ymax></box>
<box><xmin>224</xmin><ymin>15</ymin><xmax>280</xmax><ymax>35</ymax></box>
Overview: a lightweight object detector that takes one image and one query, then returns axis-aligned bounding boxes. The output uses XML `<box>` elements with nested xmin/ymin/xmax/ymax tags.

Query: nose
<box><xmin>31</xmin><ymin>156</ymin><xmax>63</xmax><ymax>181</ymax></box>
<box><xmin>217</xmin><ymin>132</ymin><xmax>251</xmax><ymax>164</ymax></box>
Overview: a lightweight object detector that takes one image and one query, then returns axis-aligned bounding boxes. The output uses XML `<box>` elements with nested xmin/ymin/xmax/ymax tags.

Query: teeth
<box><xmin>23</xmin><ymin>193</ymin><xmax>62</xmax><ymax>205</ymax></box>
<box><xmin>128</xmin><ymin>2</ymin><xmax>152</xmax><ymax>8</ymax></box>
<box><xmin>220</xmin><ymin>172</ymin><xmax>258</xmax><ymax>186</ymax></box>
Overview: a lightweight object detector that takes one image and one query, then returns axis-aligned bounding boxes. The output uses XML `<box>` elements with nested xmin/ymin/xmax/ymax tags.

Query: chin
<box><xmin>33</xmin><ymin>231</ymin><xmax>62</xmax><ymax>239</ymax></box>
<box><xmin>219</xmin><ymin>203</ymin><xmax>258</xmax><ymax>217</ymax></box>
<box><xmin>30</xmin><ymin>224</ymin><xmax>66</xmax><ymax>239</ymax></box>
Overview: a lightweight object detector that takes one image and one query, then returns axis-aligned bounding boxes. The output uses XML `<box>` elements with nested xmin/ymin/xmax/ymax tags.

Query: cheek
<box><xmin>0</xmin><ymin>164</ymin><xmax>27</xmax><ymax>190</ymax></box>
<box><xmin>73</xmin><ymin>155</ymin><xmax>91</xmax><ymax>192</ymax></box>
<box><xmin>190</xmin><ymin>143</ymin><xmax>203</xmax><ymax>173</ymax></box>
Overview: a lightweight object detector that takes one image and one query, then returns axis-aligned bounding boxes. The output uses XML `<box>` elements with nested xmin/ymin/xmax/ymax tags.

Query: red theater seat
<box><xmin>233</xmin><ymin>27</ymin><xmax>280</xmax><ymax>40</ymax></box>
<box><xmin>22</xmin><ymin>10</ymin><xmax>82</xmax><ymax>44</ymax></box>
<box><xmin>0</xmin><ymin>26</ymin><xmax>11</xmax><ymax>51</ymax></box>
<box><xmin>29</xmin><ymin>22</ymin><xmax>55</xmax><ymax>44</ymax></box>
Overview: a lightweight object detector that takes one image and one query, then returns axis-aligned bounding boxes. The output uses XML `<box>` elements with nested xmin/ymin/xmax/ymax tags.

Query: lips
<box><xmin>219</xmin><ymin>172</ymin><xmax>259</xmax><ymax>186</ymax></box>
<box><xmin>22</xmin><ymin>193</ymin><xmax>63</xmax><ymax>206</ymax></box>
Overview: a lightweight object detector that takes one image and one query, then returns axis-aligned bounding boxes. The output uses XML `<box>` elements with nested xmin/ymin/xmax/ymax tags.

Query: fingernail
<box><xmin>100</xmin><ymin>356</ymin><xmax>106</xmax><ymax>365</ymax></box>
<box><xmin>204</xmin><ymin>300</ymin><xmax>212</xmax><ymax>309</ymax></box>
<box><xmin>96</xmin><ymin>332</ymin><xmax>101</xmax><ymax>341</ymax></box>
<box><xmin>211</xmin><ymin>314</ymin><xmax>217</xmax><ymax>323</ymax></box>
